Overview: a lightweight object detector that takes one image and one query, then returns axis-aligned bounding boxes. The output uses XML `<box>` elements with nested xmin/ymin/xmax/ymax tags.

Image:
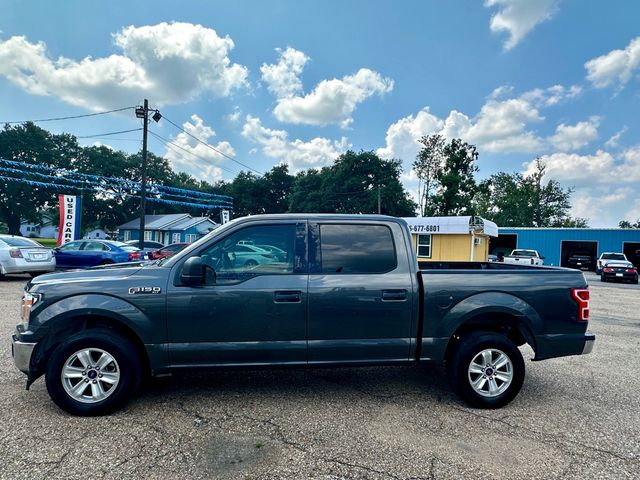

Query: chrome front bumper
<box><xmin>11</xmin><ymin>334</ymin><xmax>36</xmax><ymax>374</ymax></box>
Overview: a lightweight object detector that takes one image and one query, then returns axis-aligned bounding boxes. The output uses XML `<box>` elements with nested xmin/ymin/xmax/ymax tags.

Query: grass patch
<box><xmin>32</xmin><ymin>238</ymin><xmax>58</xmax><ymax>248</ymax></box>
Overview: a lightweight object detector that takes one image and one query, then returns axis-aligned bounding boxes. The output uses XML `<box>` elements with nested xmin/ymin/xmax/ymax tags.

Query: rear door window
<box><xmin>318</xmin><ymin>224</ymin><xmax>397</xmax><ymax>274</ymax></box>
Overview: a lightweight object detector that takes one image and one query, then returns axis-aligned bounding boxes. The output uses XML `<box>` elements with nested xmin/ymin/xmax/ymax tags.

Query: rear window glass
<box><xmin>1</xmin><ymin>237</ymin><xmax>38</xmax><ymax>247</ymax></box>
<box><xmin>512</xmin><ymin>250</ymin><xmax>536</xmax><ymax>257</ymax></box>
<box><xmin>602</xmin><ymin>253</ymin><xmax>625</xmax><ymax>260</ymax></box>
<box><xmin>319</xmin><ymin>224</ymin><xmax>396</xmax><ymax>274</ymax></box>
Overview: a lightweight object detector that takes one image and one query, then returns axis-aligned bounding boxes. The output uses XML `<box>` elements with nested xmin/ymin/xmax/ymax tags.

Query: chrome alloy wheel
<box><xmin>61</xmin><ymin>348</ymin><xmax>120</xmax><ymax>404</ymax></box>
<box><xmin>467</xmin><ymin>348</ymin><xmax>513</xmax><ymax>398</ymax></box>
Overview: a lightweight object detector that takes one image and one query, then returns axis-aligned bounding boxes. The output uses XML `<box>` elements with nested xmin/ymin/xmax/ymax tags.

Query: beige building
<box><xmin>401</xmin><ymin>216</ymin><xmax>499</xmax><ymax>262</ymax></box>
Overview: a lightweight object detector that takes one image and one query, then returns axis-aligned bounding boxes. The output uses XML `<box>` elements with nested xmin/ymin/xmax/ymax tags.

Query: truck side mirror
<box><xmin>181</xmin><ymin>257</ymin><xmax>206</xmax><ymax>285</ymax></box>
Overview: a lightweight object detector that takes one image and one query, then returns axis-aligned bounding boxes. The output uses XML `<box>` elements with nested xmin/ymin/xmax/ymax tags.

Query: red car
<box><xmin>148</xmin><ymin>243</ymin><xmax>189</xmax><ymax>260</ymax></box>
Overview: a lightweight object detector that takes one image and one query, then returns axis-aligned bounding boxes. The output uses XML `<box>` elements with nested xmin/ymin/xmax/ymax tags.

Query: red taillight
<box><xmin>128</xmin><ymin>252</ymin><xmax>142</xmax><ymax>260</ymax></box>
<box><xmin>627</xmin><ymin>268</ymin><xmax>637</xmax><ymax>273</ymax></box>
<box><xmin>9</xmin><ymin>249</ymin><xmax>23</xmax><ymax>258</ymax></box>
<box><xmin>571</xmin><ymin>288</ymin><xmax>590</xmax><ymax>321</ymax></box>
<box><xmin>603</xmin><ymin>267</ymin><xmax>614</xmax><ymax>273</ymax></box>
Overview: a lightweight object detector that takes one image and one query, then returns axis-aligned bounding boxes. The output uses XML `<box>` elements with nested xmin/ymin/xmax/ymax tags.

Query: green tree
<box><xmin>289</xmin><ymin>150</ymin><xmax>416</xmax><ymax>216</ymax></box>
<box><xmin>619</xmin><ymin>219</ymin><xmax>640</xmax><ymax>228</ymax></box>
<box><xmin>431</xmin><ymin>138</ymin><xmax>479</xmax><ymax>216</ymax></box>
<box><xmin>0</xmin><ymin>122</ymin><xmax>79</xmax><ymax>234</ymax></box>
<box><xmin>413</xmin><ymin>134</ymin><xmax>444</xmax><ymax>216</ymax></box>
<box><xmin>475</xmin><ymin>159</ymin><xmax>578</xmax><ymax>227</ymax></box>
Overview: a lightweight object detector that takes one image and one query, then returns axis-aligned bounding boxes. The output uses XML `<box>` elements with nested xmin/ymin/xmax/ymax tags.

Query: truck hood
<box><xmin>28</xmin><ymin>263</ymin><xmax>146</xmax><ymax>287</ymax></box>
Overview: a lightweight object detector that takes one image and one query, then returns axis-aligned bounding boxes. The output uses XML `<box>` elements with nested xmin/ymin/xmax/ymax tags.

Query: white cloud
<box><xmin>524</xmin><ymin>146</ymin><xmax>640</xmax><ymax>184</ymax></box>
<box><xmin>260</xmin><ymin>47</ymin><xmax>309</xmax><ymax>98</ymax></box>
<box><xmin>549</xmin><ymin>116</ymin><xmax>600</xmax><ymax>151</ymax></box>
<box><xmin>570</xmin><ymin>187</ymin><xmax>634</xmax><ymax>224</ymax></box>
<box><xmin>163</xmin><ymin>114</ymin><xmax>235</xmax><ymax>182</ymax></box>
<box><xmin>484</xmin><ymin>0</ymin><xmax>559</xmax><ymax>50</ymax></box>
<box><xmin>241</xmin><ymin>115</ymin><xmax>349</xmax><ymax>171</ymax></box>
<box><xmin>0</xmin><ymin>22</ymin><xmax>248</xmax><ymax>110</ymax></box>
<box><xmin>377</xmin><ymin>84</ymin><xmax>584</xmax><ymax>164</ymax></box>
<box><xmin>585</xmin><ymin>37</ymin><xmax>640</xmax><ymax>89</ymax></box>
<box><xmin>225</xmin><ymin>107</ymin><xmax>242</xmax><ymax>123</ymax></box>
<box><xmin>377</xmin><ymin>108</ymin><xmax>443</xmax><ymax>160</ymax></box>
<box><xmin>262</xmin><ymin>48</ymin><xmax>393</xmax><ymax>127</ymax></box>
<box><xmin>604</xmin><ymin>126</ymin><xmax>628</xmax><ymax>149</ymax></box>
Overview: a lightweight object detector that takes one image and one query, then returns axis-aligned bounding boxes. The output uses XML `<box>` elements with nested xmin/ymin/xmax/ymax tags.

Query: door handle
<box><xmin>382</xmin><ymin>289</ymin><xmax>408</xmax><ymax>301</ymax></box>
<box><xmin>274</xmin><ymin>290</ymin><xmax>302</xmax><ymax>303</ymax></box>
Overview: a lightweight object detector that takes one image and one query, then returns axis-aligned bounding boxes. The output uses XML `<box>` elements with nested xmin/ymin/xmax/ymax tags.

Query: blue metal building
<box><xmin>493</xmin><ymin>228</ymin><xmax>640</xmax><ymax>268</ymax></box>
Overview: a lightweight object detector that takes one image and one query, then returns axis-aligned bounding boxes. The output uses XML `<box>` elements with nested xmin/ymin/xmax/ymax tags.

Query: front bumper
<box><xmin>11</xmin><ymin>334</ymin><xmax>36</xmax><ymax>374</ymax></box>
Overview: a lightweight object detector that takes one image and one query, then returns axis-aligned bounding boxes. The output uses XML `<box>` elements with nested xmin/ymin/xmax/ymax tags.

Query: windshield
<box><xmin>602</xmin><ymin>253</ymin><xmax>625</xmax><ymax>260</ymax></box>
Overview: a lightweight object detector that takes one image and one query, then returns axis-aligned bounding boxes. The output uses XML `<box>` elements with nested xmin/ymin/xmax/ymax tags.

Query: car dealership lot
<box><xmin>1</xmin><ymin>272</ymin><xmax>639</xmax><ymax>479</ymax></box>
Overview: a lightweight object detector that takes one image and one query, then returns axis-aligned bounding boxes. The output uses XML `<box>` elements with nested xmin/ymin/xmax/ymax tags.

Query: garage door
<box><xmin>561</xmin><ymin>240</ymin><xmax>597</xmax><ymax>270</ymax></box>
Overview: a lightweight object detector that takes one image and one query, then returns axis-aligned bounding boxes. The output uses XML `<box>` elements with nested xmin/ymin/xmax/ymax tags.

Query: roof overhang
<box><xmin>401</xmin><ymin>216</ymin><xmax>499</xmax><ymax>237</ymax></box>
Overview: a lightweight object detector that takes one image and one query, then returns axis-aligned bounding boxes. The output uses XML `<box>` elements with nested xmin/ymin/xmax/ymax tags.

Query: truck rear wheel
<box><xmin>45</xmin><ymin>329</ymin><xmax>141</xmax><ymax>416</ymax></box>
<box><xmin>448</xmin><ymin>332</ymin><xmax>525</xmax><ymax>409</ymax></box>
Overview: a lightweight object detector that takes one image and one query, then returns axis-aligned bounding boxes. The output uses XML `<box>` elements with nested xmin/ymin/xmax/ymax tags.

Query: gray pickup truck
<box><xmin>12</xmin><ymin>214</ymin><xmax>595</xmax><ymax>416</ymax></box>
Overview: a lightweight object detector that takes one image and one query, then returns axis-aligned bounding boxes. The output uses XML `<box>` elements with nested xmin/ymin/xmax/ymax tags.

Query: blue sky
<box><xmin>1</xmin><ymin>0</ymin><xmax>639</xmax><ymax>226</ymax></box>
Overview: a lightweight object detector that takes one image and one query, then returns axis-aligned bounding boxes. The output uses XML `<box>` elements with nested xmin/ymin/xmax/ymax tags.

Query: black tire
<box><xmin>448</xmin><ymin>332</ymin><xmax>525</xmax><ymax>409</ymax></box>
<box><xmin>601</xmin><ymin>275</ymin><xmax>607</xmax><ymax>282</ymax></box>
<box><xmin>45</xmin><ymin>329</ymin><xmax>142</xmax><ymax>416</ymax></box>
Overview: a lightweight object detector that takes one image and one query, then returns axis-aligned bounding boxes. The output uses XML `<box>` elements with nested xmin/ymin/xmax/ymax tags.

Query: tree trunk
<box><xmin>6</xmin><ymin>213</ymin><xmax>21</xmax><ymax>235</ymax></box>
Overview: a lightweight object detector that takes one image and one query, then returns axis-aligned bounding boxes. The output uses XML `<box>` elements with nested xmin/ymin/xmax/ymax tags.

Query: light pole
<box><xmin>134</xmin><ymin>99</ymin><xmax>161</xmax><ymax>249</ymax></box>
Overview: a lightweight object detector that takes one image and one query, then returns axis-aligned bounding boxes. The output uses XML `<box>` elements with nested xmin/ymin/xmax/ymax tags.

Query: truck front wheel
<box><xmin>45</xmin><ymin>329</ymin><xmax>141</xmax><ymax>416</ymax></box>
<box><xmin>448</xmin><ymin>332</ymin><xmax>525</xmax><ymax>409</ymax></box>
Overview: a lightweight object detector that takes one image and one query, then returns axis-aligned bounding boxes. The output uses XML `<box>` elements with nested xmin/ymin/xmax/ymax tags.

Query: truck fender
<box><xmin>441</xmin><ymin>291</ymin><xmax>541</xmax><ymax>346</ymax></box>
<box><xmin>35</xmin><ymin>294</ymin><xmax>161</xmax><ymax>341</ymax></box>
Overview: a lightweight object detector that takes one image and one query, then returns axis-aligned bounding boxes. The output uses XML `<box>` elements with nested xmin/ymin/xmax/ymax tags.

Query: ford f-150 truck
<box><xmin>12</xmin><ymin>215</ymin><xmax>595</xmax><ymax>416</ymax></box>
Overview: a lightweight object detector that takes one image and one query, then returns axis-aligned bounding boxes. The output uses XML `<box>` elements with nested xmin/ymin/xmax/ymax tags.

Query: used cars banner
<box><xmin>57</xmin><ymin>195</ymin><xmax>82</xmax><ymax>246</ymax></box>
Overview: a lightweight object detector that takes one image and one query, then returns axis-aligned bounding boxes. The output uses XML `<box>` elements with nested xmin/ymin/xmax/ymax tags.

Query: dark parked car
<box><xmin>124</xmin><ymin>240</ymin><xmax>165</xmax><ymax>256</ymax></box>
<box><xmin>567</xmin><ymin>255</ymin><xmax>592</xmax><ymax>270</ymax></box>
<box><xmin>148</xmin><ymin>243</ymin><xmax>189</xmax><ymax>260</ymax></box>
<box><xmin>13</xmin><ymin>214</ymin><xmax>595</xmax><ymax>416</ymax></box>
<box><xmin>54</xmin><ymin>240</ymin><xmax>143</xmax><ymax>268</ymax></box>
<box><xmin>600</xmin><ymin>261</ymin><xmax>638</xmax><ymax>284</ymax></box>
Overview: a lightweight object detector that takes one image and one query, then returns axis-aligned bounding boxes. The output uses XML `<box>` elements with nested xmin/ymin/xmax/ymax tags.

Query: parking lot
<box><xmin>1</xmin><ymin>272</ymin><xmax>639</xmax><ymax>480</ymax></box>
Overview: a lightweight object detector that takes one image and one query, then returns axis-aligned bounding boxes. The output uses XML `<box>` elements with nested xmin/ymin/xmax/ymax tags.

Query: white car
<box><xmin>596</xmin><ymin>252</ymin><xmax>628</xmax><ymax>275</ymax></box>
<box><xmin>0</xmin><ymin>235</ymin><xmax>56</xmax><ymax>278</ymax></box>
<box><xmin>503</xmin><ymin>249</ymin><xmax>545</xmax><ymax>266</ymax></box>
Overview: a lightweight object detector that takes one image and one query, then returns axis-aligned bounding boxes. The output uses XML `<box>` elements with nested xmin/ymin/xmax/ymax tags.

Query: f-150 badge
<box><xmin>128</xmin><ymin>286</ymin><xmax>162</xmax><ymax>295</ymax></box>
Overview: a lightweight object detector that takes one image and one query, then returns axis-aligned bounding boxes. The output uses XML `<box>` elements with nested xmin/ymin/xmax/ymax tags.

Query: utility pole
<box><xmin>138</xmin><ymin>99</ymin><xmax>149</xmax><ymax>249</ymax></box>
<box><xmin>377</xmin><ymin>184</ymin><xmax>381</xmax><ymax>214</ymax></box>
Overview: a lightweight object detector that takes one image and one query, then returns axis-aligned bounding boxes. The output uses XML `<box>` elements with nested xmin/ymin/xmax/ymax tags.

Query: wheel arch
<box><xmin>444</xmin><ymin>311</ymin><xmax>537</xmax><ymax>365</ymax></box>
<box><xmin>31</xmin><ymin>313</ymin><xmax>153</xmax><ymax>384</ymax></box>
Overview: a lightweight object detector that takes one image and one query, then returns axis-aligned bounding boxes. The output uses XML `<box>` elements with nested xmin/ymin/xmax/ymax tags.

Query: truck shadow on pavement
<box><xmin>138</xmin><ymin>364</ymin><xmax>454</xmax><ymax>406</ymax></box>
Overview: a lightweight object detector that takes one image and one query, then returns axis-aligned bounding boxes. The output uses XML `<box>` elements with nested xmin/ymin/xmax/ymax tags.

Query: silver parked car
<box><xmin>0</xmin><ymin>235</ymin><xmax>56</xmax><ymax>278</ymax></box>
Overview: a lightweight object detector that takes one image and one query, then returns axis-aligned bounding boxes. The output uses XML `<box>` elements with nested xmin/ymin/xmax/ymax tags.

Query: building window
<box><xmin>172</xmin><ymin>233</ymin><xmax>181</xmax><ymax>244</ymax></box>
<box><xmin>417</xmin><ymin>234</ymin><xmax>431</xmax><ymax>258</ymax></box>
<box><xmin>185</xmin><ymin>234</ymin><xmax>197</xmax><ymax>243</ymax></box>
<box><xmin>144</xmin><ymin>230</ymin><xmax>153</xmax><ymax>241</ymax></box>
<box><xmin>124</xmin><ymin>230</ymin><xmax>131</xmax><ymax>241</ymax></box>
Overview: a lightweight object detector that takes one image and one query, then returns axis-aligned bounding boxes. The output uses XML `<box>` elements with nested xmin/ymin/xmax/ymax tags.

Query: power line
<box><xmin>161</xmin><ymin>114</ymin><xmax>263</xmax><ymax>176</ymax></box>
<box><xmin>149</xmin><ymin>130</ymin><xmax>241</xmax><ymax>177</ymax></box>
<box><xmin>1</xmin><ymin>106</ymin><xmax>136</xmax><ymax>125</ymax></box>
<box><xmin>76</xmin><ymin>128</ymin><xmax>143</xmax><ymax>139</ymax></box>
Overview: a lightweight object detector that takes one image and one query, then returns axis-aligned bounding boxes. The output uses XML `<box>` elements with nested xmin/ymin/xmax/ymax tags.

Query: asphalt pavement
<box><xmin>1</xmin><ymin>271</ymin><xmax>639</xmax><ymax>479</ymax></box>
